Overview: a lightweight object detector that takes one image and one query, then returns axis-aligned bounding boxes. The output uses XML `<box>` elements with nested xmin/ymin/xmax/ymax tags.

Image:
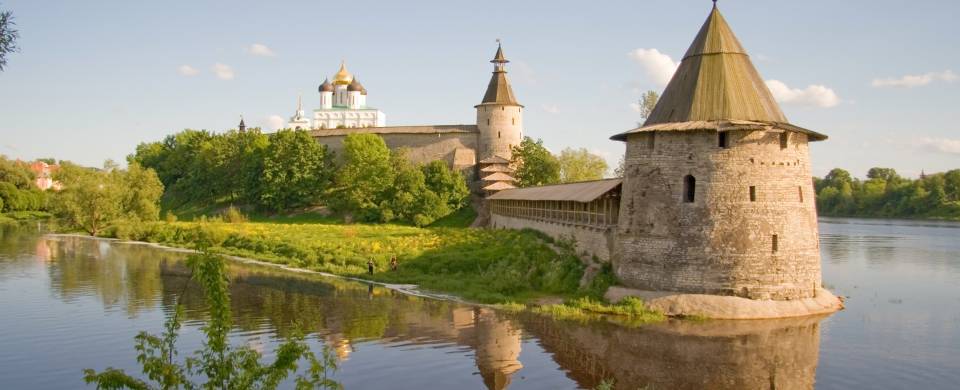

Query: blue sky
<box><xmin>1</xmin><ymin>0</ymin><xmax>957</xmax><ymax>178</ymax></box>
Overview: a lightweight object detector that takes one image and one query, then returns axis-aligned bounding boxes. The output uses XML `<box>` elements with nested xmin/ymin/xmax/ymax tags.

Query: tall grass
<box><xmin>102</xmin><ymin>220</ymin><xmax>588</xmax><ymax>304</ymax></box>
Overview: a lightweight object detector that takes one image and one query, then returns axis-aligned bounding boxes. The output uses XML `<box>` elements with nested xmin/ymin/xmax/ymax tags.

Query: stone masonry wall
<box><xmin>490</xmin><ymin>214</ymin><xmax>614</xmax><ymax>261</ymax></box>
<box><xmin>314</xmin><ymin>132</ymin><xmax>480</xmax><ymax>179</ymax></box>
<box><xmin>615</xmin><ymin>129</ymin><xmax>822</xmax><ymax>300</ymax></box>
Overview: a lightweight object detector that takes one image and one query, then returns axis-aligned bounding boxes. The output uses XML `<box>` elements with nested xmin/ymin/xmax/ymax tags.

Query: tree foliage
<box><xmin>331</xmin><ymin>135</ymin><xmax>470</xmax><ymax>226</ymax></box>
<box><xmin>0</xmin><ymin>6</ymin><xmax>18</xmax><ymax>71</ymax></box>
<box><xmin>52</xmin><ymin>161</ymin><xmax>163</xmax><ymax>235</ymax></box>
<box><xmin>83</xmin><ymin>249</ymin><xmax>341</xmax><ymax>390</ymax></box>
<box><xmin>815</xmin><ymin>167</ymin><xmax>960</xmax><ymax>220</ymax></box>
<box><xmin>259</xmin><ymin>130</ymin><xmax>334</xmax><ymax>211</ymax></box>
<box><xmin>637</xmin><ymin>90</ymin><xmax>659</xmax><ymax>122</ymax></box>
<box><xmin>511</xmin><ymin>137</ymin><xmax>560</xmax><ymax>187</ymax></box>
<box><xmin>558</xmin><ymin>147</ymin><xmax>608</xmax><ymax>183</ymax></box>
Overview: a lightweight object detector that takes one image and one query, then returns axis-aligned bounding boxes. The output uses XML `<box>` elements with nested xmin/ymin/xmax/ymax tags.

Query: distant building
<box><xmin>287</xmin><ymin>62</ymin><xmax>386</xmax><ymax>130</ymax></box>
<box><xmin>28</xmin><ymin>161</ymin><xmax>61</xmax><ymax>191</ymax></box>
<box><xmin>303</xmin><ymin>43</ymin><xmax>522</xmax><ymax>191</ymax></box>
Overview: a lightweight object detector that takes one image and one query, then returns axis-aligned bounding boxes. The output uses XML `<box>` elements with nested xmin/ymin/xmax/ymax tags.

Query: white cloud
<box><xmin>765</xmin><ymin>80</ymin><xmax>840</xmax><ymax>108</ymax></box>
<box><xmin>627</xmin><ymin>48</ymin><xmax>678</xmax><ymax>86</ymax></box>
<box><xmin>246</xmin><ymin>43</ymin><xmax>276</xmax><ymax>57</ymax></box>
<box><xmin>212</xmin><ymin>63</ymin><xmax>235</xmax><ymax>80</ymax></box>
<box><xmin>914</xmin><ymin>137</ymin><xmax>960</xmax><ymax>155</ymax></box>
<box><xmin>871</xmin><ymin>70</ymin><xmax>957</xmax><ymax>88</ymax></box>
<box><xmin>541</xmin><ymin>104</ymin><xmax>559</xmax><ymax>114</ymax></box>
<box><xmin>266</xmin><ymin>115</ymin><xmax>285</xmax><ymax>130</ymax></box>
<box><xmin>177</xmin><ymin>65</ymin><xmax>199</xmax><ymax>76</ymax></box>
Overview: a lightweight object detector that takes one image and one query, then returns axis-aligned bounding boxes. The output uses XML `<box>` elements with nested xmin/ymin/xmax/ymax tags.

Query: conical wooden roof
<box><xmin>479</xmin><ymin>44</ymin><xmax>521</xmax><ymax>106</ymax></box>
<box><xmin>611</xmin><ymin>5</ymin><xmax>826</xmax><ymax>142</ymax></box>
<box><xmin>647</xmin><ymin>6</ymin><xmax>785</xmax><ymax>126</ymax></box>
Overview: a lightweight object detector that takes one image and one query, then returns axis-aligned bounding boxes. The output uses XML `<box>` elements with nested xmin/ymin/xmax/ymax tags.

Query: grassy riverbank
<box><xmin>101</xmin><ymin>220</ymin><xmax>610</xmax><ymax>304</ymax></box>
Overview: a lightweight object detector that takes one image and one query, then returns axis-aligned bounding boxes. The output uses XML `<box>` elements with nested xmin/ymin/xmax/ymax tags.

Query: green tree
<box><xmin>421</xmin><ymin>160</ymin><xmax>470</xmax><ymax>211</ymax></box>
<box><xmin>332</xmin><ymin>134</ymin><xmax>395</xmax><ymax>221</ymax></box>
<box><xmin>557</xmin><ymin>147</ymin><xmax>608</xmax><ymax>183</ymax></box>
<box><xmin>258</xmin><ymin>129</ymin><xmax>333</xmax><ymax>211</ymax></box>
<box><xmin>0</xmin><ymin>155</ymin><xmax>34</xmax><ymax>189</ymax></box>
<box><xmin>53</xmin><ymin>163</ymin><xmax>124</xmax><ymax>235</ymax></box>
<box><xmin>122</xmin><ymin>162</ymin><xmax>165</xmax><ymax>221</ymax></box>
<box><xmin>0</xmin><ymin>5</ymin><xmax>18</xmax><ymax>71</ymax></box>
<box><xmin>637</xmin><ymin>90</ymin><xmax>659</xmax><ymax>123</ymax></box>
<box><xmin>53</xmin><ymin>162</ymin><xmax>163</xmax><ymax>235</ymax></box>
<box><xmin>83</xmin><ymin>249</ymin><xmax>341</xmax><ymax>389</ymax></box>
<box><xmin>511</xmin><ymin>137</ymin><xmax>560</xmax><ymax>187</ymax></box>
<box><xmin>944</xmin><ymin>169</ymin><xmax>960</xmax><ymax>202</ymax></box>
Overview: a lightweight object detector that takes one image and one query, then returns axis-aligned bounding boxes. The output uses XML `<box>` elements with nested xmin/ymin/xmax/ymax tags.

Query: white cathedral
<box><xmin>287</xmin><ymin>62</ymin><xmax>386</xmax><ymax>130</ymax></box>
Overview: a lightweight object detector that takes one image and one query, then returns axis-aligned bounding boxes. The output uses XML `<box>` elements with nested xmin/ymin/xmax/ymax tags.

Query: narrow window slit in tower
<box><xmin>648</xmin><ymin>133</ymin><xmax>656</xmax><ymax>149</ymax></box>
<box><xmin>683</xmin><ymin>175</ymin><xmax>696</xmax><ymax>203</ymax></box>
<box><xmin>498</xmin><ymin>131</ymin><xmax>501</xmax><ymax>139</ymax></box>
<box><xmin>487</xmin><ymin>119</ymin><xmax>490</xmax><ymax>125</ymax></box>
<box><xmin>772</xmin><ymin>234</ymin><xmax>779</xmax><ymax>252</ymax></box>
<box><xmin>780</xmin><ymin>132</ymin><xmax>789</xmax><ymax>149</ymax></box>
<box><xmin>512</xmin><ymin>118</ymin><xmax>515</xmax><ymax>125</ymax></box>
<box><xmin>718</xmin><ymin>132</ymin><xmax>729</xmax><ymax>148</ymax></box>
<box><xmin>799</xmin><ymin>186</ymin><xmax>804</xmax><ymax>203</ymax></box>
<box><xmin>749</xmin><ymin>186</ymin><xmax>756</xmax><ymax>202</ymax></box>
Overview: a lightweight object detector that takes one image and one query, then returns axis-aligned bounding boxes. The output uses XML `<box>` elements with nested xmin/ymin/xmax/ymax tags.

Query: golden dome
<box><xmin>333</xmin><ymin>61</ymin><xmax>353</xmax><ymax>85</ymax></box>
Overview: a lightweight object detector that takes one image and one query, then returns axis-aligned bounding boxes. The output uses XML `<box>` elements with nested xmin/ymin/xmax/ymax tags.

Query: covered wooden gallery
<box><xmin>487</xmin><ymin>178</ymin><xmax>622</xmax><ymax>227</ymax></box>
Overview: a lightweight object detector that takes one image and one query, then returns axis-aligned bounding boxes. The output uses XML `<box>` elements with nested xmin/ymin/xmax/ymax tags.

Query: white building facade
<box><xmin>288</xmin><ymin>61</ymin><xmax>386</xmax><ymax>130</ymax></box>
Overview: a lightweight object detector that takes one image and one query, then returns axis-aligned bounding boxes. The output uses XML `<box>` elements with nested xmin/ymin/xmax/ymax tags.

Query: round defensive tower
<box><xmin>610</xmin><ymin>5</ymin><xmax>828</xmax><ymax>300</ymax></box>
<box><xmin>476</xmin><ymin>42</ymin><xmax>523</xmax><ymax>161</ymax></box>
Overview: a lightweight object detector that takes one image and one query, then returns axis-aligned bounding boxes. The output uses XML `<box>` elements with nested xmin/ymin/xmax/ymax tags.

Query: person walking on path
<box><xmin>390</xmin><ymin>256</ymin><xmax>398</xmax><ymax>271</ymax></box>
<box><xmin>367</xmin><ymin>259</ymin><xmax>375</xmax><ymax>275</ymax></box>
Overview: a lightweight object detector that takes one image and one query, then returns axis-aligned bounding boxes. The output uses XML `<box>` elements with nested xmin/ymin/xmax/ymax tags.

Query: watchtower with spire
<box><xmin>610</xmin><ymin>3</ymin><xmax>828</xmax><ymax>300</ymax></box>
<box><xmin>476</xmin><ymin>41</ymin><xmax>523</xmax><ymax>162</ymax></box>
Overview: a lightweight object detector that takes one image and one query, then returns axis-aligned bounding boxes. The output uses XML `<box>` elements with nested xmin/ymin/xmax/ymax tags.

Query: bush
<box><xmin>221</xmin><ymin>206</ymin><xmax>247</xmax><ymax>223</ymax></box>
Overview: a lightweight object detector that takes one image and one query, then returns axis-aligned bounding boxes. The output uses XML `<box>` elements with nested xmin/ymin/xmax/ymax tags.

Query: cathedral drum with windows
<box><xmin>610</xmin><ymin>5</ymin><xmax>827</xmax><ymax>301</ymax></box>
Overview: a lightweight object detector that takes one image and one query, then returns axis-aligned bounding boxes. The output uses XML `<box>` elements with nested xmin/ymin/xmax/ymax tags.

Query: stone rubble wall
<box><xmin>615</xmin><ymin>129</ymin><xmax>822</xmax><ymax>300</ymax></box>
<box><xmin>490</xmin><ymin>214</ymin><xmax>614</xmax><ymax>261</ymax></box>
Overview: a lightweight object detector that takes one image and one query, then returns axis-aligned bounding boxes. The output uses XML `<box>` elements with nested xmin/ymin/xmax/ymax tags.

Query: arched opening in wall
<box><xmin>749</xmin><ymin>186</ymin><xmax>757</xmax><ymax>202</ymax></box>
<box><xmin>683</xmin><ymin>175</ymin><xmax>696</xmax><ymax>203</ymax></box>
<box><xmin>718</xmin><ymin>131</ymin><xmax>729</xmax><ymax>148</ymax></box>
<box><xmin>772</xmin><ymin>234</ymin><xmax>779</xmax><ymax>253</ymax></box>
<box><xmin>780</xmin><ymin>132</ymin><xmax>789</xmax><ymax>149</ymax></box>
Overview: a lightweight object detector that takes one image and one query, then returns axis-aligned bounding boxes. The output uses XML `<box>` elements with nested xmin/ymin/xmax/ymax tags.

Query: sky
<box><xmin>0</xmin><ymin>0</ymin><xmax>958</xmax><ymax>178</ymax></box>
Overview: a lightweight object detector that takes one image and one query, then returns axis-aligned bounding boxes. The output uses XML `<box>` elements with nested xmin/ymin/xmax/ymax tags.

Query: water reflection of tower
<box><xmin>473</xmin><ymin>308</ymin><xmax>523</xmax><ymax>390</ymax></box>
<box><xmin>520</xmin><ymin>314</ymin><xmax>825</xmax><ymax>390</ymax></box>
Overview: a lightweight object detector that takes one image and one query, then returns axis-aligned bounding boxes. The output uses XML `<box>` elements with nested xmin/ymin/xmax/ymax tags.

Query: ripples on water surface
<box><xmin>0</xmin><ymin>218</ymin><xmax>958</xmax><ymax>389</ymax></box>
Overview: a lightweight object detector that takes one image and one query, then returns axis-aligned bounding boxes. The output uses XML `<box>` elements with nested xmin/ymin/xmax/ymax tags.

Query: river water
<box><xmin>0</xmin><ymin>218</ymin><xmax>958</xmax><ymax>389</ymax></box>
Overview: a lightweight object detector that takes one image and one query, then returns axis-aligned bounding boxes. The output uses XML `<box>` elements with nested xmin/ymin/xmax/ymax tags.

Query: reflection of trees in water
<box><xmin>518</xmin><ymin>314</ymin><xmax>825</xmax><ymax>390</ymax></box>
<box><xmin>45</xmin><ymin>237</ymin><xmax>170</xmax><ymax>316</ymax></box>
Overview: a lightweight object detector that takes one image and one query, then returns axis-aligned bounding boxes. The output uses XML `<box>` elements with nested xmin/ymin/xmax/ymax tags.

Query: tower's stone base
<box><xmin>605</xmin><ymin>287</ymin><xmax>843</xmax><ymax>320</ymax></box>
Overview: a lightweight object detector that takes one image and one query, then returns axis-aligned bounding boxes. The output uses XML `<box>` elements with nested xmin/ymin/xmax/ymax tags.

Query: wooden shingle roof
<box><xmin>612</xmin><ymin>5</ymin><xmax>826</xmax><ymax>142</ymax></box>
<box><xmin>487</xmin><ymin>178</ymin><xmax>622</xmax><ymax>203</ymax></box>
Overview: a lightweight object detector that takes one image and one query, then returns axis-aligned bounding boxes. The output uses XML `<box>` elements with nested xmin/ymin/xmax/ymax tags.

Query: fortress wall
<box><xmin>314</xmin><ymin>132</ymin><xmax>480</xmax><ymax>178</ymax></box>
<box><xmin>490</xmin><ymin>214</ymin><xmax>614</xmax><ymax>261</ymax></box>
<box><xmin>615</xmin><ymin>129</ymin><xmax>821</xmax><ymax>300</ymax></box>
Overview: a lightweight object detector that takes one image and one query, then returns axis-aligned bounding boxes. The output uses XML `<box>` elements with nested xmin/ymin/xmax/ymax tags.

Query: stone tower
<box><xmin>476</xmin><ymin>42</ymin><xmax>523</xmax><ymax>161</ymax></box>
<box><xmin>610</xmin><ymin>4</ymin><xmax>828</xmax><ymax>300</ymax></box>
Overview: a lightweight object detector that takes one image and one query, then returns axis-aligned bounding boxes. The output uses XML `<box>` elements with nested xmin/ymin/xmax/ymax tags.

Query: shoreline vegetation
<box><xmin>85</xmin><ymin>216</ymin><xmax>666</xmax><ymax>324</ymax></box>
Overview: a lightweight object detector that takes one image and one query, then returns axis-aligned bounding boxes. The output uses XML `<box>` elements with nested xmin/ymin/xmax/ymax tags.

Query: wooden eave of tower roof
<box><xmin>481</xmin><ymin>172</ymin><xmax>516</xmax><ymax>182</ymax></box>
<box><xmin>611</xmin><ymin>5</ymin><xmax>826</xmax><ymax>142</ymax></box>
<box><xmin>481</xmin><ymin>164</ymin><xmax>514</xmax><ymax>173</ymax></box>
<box><xmin>479</xmin><ymin>156</ymin><xmax>511</xmax><ymax>164</ymax></box>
